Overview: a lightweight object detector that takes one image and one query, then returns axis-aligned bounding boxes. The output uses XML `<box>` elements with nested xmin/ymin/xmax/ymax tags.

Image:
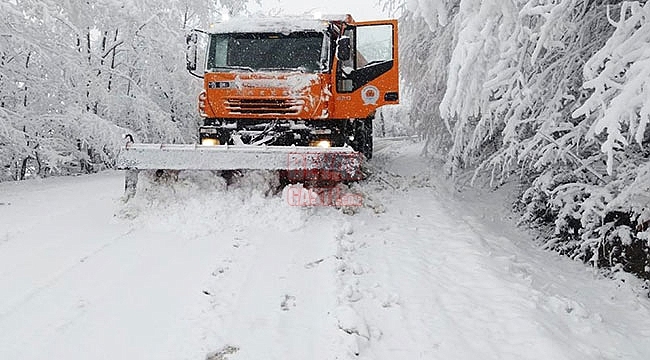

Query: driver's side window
<box><xmin>336</xmin><ymin>23</ymin><xmax>395</xmax><ymax>93</ymax></box>
<box><xmin>355</xmin><ymin>25</ymin><xmax>393</xmax><ymax>69</ymax></box>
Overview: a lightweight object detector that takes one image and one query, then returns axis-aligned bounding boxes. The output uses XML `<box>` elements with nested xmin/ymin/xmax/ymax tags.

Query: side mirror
<box><xmin>186</xmin><ymin>32</ymin><xmax>198</xmax><ymax>72</ymax></box>
<box><xmin>336</xmin><ymin>36</ymin><xmax>351</xmax><ymax>62</ymax></box>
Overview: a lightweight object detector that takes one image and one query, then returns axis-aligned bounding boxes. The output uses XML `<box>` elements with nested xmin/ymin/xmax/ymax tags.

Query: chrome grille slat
<box><xmin>225</xmin><ymin>98</ymin><xmax>305</xmax><ymax>115</ymax></box>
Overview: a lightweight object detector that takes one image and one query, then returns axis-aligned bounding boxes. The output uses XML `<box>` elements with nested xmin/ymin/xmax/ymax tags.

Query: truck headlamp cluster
<box><xmin>310</xmin><ymin>139</ymin><xmax>332</xmax><ymax>148</ymax></box>
<box><xmin>201</xmin><ymin>138</ymin><xmax>221</xmax><ymax>146</ymax></box>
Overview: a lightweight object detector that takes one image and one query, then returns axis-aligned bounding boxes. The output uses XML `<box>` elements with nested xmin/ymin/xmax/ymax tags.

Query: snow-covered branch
<box><xmin>573</xmin><ymin>1</ymin><xmax>650</xmax><ymax>175</ymax></box>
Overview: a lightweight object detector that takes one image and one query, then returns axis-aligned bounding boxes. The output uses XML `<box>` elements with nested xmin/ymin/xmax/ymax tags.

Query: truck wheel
<box><xmin>349</xmin><ymin>118</ymin><xmax>373</xmax><ymax>160</ymax></box>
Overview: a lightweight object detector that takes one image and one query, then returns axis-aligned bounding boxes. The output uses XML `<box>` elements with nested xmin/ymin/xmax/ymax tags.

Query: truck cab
<box><xmin>186</xmin><ymin>15</ymin><xmax>399</xmax><ymax>159</ymax></box>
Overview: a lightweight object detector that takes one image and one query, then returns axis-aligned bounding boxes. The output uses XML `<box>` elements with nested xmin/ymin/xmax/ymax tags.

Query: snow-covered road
<box><xmin>1</xmin><ymin>139</ymin><xmax>649</xmax><ymax>360</ymax></box>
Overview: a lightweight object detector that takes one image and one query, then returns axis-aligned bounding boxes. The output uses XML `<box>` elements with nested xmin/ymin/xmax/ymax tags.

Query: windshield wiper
<box><xmin>258</xmin><ymin>67</ymin><xmax>307</xmax><ymax>73</ymax></box>
<box><xmin>208</xmin><ymin>65</ymin><xmax>254</xmax><ymax>72</ymax></box>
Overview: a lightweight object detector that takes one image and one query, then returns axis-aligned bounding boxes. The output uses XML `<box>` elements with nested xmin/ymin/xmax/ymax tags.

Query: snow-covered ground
<box><xmin>1</xmin><ymin>138</ymin><xmax>649</xmax><ymax>360</ymax></box>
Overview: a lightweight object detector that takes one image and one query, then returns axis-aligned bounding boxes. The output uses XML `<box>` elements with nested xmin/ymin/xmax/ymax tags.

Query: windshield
<box><xmin>207</xmin><ymin>32</ymin><xmax>327</xmax><ymax>73</ymax></box>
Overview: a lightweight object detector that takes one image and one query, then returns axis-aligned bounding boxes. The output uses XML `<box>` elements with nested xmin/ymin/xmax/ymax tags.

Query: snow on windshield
<box><xmin>210</xmin><ymin>17</ymin><xmax>329</xmax><ymax>35</ymax></box>
<box><xmin>207</xmin><ymin>32</ymin><xmax>325</xmax><ymax>73</ymax></box>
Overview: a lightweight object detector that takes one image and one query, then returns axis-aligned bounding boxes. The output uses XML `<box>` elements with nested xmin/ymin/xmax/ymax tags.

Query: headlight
<box><xmin>310</xmin><ymin>139</ymin><xmax>331</xmax><ymax>148</ymax></box>
<box><xmin>201</xmin><ymin>138</ymin><xmax>220</xmax><ymax>146</ymax></box>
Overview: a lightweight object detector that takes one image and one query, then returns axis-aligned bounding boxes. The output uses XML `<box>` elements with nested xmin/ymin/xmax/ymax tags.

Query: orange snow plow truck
<box><xmin>116</xmin><ymin>15</ymin><xmax>399</xmax><ymax>198</ymax></box>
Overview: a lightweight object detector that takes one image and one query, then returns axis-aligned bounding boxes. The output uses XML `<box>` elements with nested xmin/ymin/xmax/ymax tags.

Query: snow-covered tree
<box><xmin>392</xmin><ymin>0</ymin><xmax>650</xmax><ymax>279</ymax></box>
<box><xmin>0</xmin><ymin>0</ymin><xmax>255</xmax><ymax>180</ymax></box>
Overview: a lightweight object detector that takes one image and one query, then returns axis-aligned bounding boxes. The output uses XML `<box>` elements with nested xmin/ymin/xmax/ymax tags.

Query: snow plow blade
<box><xmin>116</xmin><ymin>143</ymin><xmax>364</xmax><ymax>199</ymax></box>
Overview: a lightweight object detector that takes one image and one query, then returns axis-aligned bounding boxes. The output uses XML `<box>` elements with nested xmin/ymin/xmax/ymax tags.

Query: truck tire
<box><xmin>349</xmin><ymin>117</ymin><xmax>373</xmax><ymax>160</ymax></box>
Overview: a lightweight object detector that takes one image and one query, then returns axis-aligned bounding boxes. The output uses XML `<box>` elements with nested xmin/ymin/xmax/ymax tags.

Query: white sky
<box><xmin>248</xmin><ymin>0</ymin><xmax>391</xmax><ymax>21</ymax></box>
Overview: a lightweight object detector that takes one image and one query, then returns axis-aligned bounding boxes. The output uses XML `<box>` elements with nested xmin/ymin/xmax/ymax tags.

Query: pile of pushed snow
<box><xmin>118</xmin><ymin>170</ymin><xmax>308</xmax><ymax>236</ymax></box>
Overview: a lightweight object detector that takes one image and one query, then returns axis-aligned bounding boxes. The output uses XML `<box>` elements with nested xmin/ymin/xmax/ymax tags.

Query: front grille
<box><xmin>225</xmin><ymin>98</ymin><xmax>305</xmax><ymax>115</ymax></box>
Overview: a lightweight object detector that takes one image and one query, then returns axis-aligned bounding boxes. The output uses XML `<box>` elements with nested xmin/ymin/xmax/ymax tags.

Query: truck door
<box><xmin>332</xmin><ymin>20</ymin><xmax>399</xmax><ymax>119</ymax></box>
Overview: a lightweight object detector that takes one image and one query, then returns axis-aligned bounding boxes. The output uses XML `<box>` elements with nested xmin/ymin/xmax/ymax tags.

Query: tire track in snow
<box><xmin>195</xmin><ymin>212</ymin><xmax>348</xmax><ymax>360</ymax></box>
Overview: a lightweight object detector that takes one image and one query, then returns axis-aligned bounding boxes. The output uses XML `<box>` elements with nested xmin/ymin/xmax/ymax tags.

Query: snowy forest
<box><xmin>0</xmin><ymin>0</ymin><xmax>249</xmax><ymax>181</ymax></box>
<box><xmin>1</xmin><ymin>0</ymin><xmax>649</xmax><ymax>280</ymax></box>
<box><xmin>396</xmin><ymin>0</ymin><xmax>650</xmax><ymax>280</ymax></box>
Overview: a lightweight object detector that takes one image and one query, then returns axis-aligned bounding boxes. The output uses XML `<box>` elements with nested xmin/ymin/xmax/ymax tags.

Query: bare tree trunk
<box><xmin>85</xmin><ymin>28</ymin><xmax>96</xmax><ymax>113</ymax></box>
<box><xmin>10</xmin><ymin>157</ymin><xmax>18</xmax><ymax>181</ymax></box>
<box><xmin>35</xmin><ymin>148</ymin><xmax>42</xmax><ymax>176</ymax></box>
<box><xmin>108</xmin><ymin>29</ymin><xmax>119</xmax><ymax>91</ymax></box>
<box><xmin>100</xmin><ymin>31</ymin><xmax>107</xmax><ymax>67</ymax></box>
<box><xmin>20</xmin><ymin>156</ymin><xmax>32</xmax><ymax>180</ymax></box>
<box><xmin>23</xmin><ymin>52</ymin><xmax>31</xmax><ymax>107</ymax></box>
<box><xmin>183</xmin><ymin>5</ymin><xmax>189</xmax><ymax>29</ymax></box>
<box><xmin>86</xmin><ymin>29</ymin><xmax>92</xmax><ymax>63</ymax></box>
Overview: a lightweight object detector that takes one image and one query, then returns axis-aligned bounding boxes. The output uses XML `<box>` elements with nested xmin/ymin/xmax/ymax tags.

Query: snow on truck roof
<box><xmin>208</xmin><ymin>14</ymin><xmax>353</xmax><ymax>34</ymax></box>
